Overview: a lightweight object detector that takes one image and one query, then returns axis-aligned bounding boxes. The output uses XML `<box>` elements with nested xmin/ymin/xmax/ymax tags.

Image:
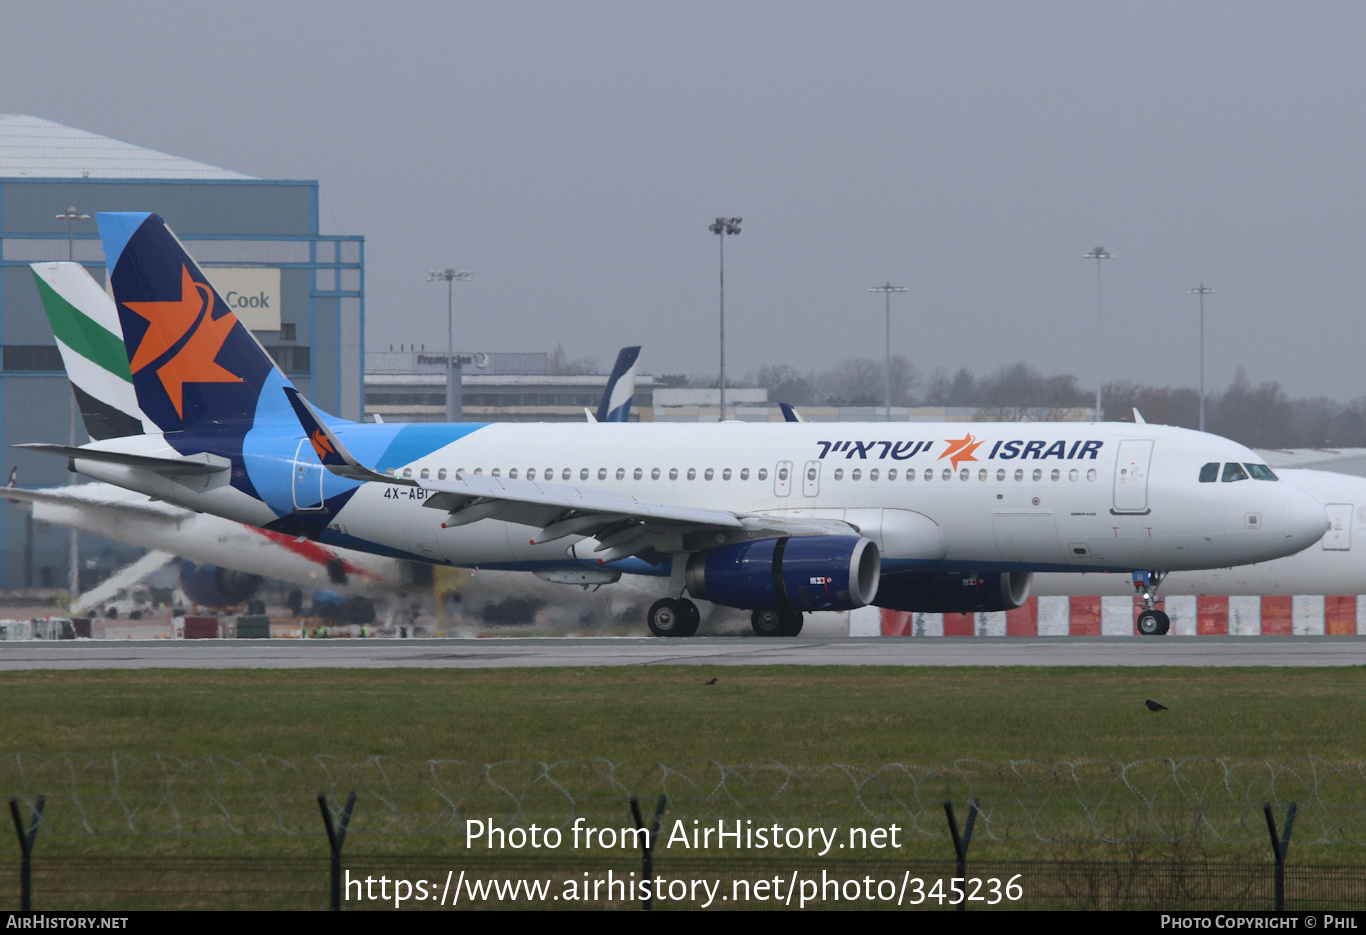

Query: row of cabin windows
<box><xmin>1198</xmin><ymin>462</ymin><xmax>1279</xmax><ymax>483</ymax></box>
<box><xmin>386</xmin><ymin>466</ymin><xmax>775</xmax><ymax>482</ymax></box>
<box><xmin>831</xmin><ymin>466</ymin><xmax>1099</xmax><ymax>483</ymax></box>
<box><xmin>383</xmin><ymin>464</ymin><xmax>1100</xmax><ymax>483</ymax></box>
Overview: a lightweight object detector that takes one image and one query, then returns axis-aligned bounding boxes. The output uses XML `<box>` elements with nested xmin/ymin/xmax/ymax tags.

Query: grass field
<box><xmin>1</xmin><ymin>665</ymin><xmax>1362</xmax><ymax>763</ymax></box>
<box><xmin>1</xmin><ymin>666</ymin><xmax>1363</xmax><ymax>860</ymax></box>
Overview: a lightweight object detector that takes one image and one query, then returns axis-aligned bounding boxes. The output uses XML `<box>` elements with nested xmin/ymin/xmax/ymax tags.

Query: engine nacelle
<box><xmin>873</xmin><ymin>571</ymin><xmax>1032</xmax><ymax>614</ymax></box>
<box><xmin>178</xmin><ymin>561</ymin><xmax>264</xmax><ymax>608</ymax></box>
<box><xmin>685</xmin><ymin>535</ymin><xmax>880</xmax><ymax>611</ymax></box>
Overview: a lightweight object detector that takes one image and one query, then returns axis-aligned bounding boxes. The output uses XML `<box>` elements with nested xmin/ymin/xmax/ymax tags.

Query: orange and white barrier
<box><xmin>850</xmin><ymin>595</ymin><xmax>1366</xmax><ymax>637</ymax></box>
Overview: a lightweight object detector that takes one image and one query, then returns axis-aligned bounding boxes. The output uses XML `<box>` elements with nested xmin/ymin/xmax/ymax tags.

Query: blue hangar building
<box><xmin>0</xmin><ymin>114</ymin><xmax>365</xmax><ymax>589</ymax></box>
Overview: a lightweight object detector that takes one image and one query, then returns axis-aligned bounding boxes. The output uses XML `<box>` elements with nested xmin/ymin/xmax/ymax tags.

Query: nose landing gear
<box><xmin>1133</xmin><ymin>570</ymin><xmax>1170</xmax><ymax>636</ymax></box>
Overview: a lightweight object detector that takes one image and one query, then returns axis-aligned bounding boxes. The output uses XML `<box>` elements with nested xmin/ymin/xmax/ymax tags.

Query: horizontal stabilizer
<box><xmin>14</xmin><ymin>443</ymin><xmax>230</xmax><ymax>476</ymax></box>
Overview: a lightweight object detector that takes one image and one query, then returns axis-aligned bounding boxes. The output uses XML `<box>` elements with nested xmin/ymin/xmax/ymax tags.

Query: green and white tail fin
<box><xmin>30</xmin><ymin>261</ymin><xmax>153</xmax><ymax>440</ymax></box>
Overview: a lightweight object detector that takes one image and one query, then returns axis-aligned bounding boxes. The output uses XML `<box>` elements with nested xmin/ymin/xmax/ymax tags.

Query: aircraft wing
<box><xmin>282</xmin><ymin>387</ymin><xmax>856</xmax><ymax>562</ymax></box>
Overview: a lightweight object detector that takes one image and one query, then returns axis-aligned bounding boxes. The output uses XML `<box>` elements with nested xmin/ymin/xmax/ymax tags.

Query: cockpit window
<box><xmin>1198</xmin><ymin>462</ymin><xmax>1219</xmax><ymax>483</ymax></box>
<box><xmin>1221</xmin><ymin>462</ymin><xmax>1250</xmax><ymax>483</ymax></box>
<box><xmin>1244</xmin><ymin>463</ymin><xmax>1278</xmax><ymax>481</ymax></box>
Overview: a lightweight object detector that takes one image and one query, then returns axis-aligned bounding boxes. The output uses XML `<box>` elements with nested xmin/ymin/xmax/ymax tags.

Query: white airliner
<box><xmin>18</xmin><ymin>213</ymin><xmax>1329</xmax><ymax>638</ymax></box>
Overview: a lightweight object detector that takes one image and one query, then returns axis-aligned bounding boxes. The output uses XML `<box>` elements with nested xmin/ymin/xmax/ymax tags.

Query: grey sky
<box><xmin>5</xmin><ymin>2</ymin><xmax>1365</xmax><ymax>398</ymax></box>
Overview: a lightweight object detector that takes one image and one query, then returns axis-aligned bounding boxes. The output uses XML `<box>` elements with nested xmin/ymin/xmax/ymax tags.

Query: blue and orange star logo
<box><xmin>122</xmin><ymin>265</ymin><xmax>243</xmax><ymax>417</ymax></box>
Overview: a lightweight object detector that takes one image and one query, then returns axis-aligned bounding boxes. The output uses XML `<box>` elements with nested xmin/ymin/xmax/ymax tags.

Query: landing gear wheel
<box><xmin>648</xmin><ymin>598</ymin><xmax>693</xmax><ymax>637</ymax></box>
<box><xmin>750</xmin><ymin>608</ymin><xmax>786</xmax><ymax>637</ymax></box>
<box><xmin>782</xmin><ymin>609</ymin><xmax>804</xmax><ymax>637</ymax></box>
<box><xmin>1136</xmin><ymin>609</ymin><xmax>1171</xmax><ymax>636</ymax></box>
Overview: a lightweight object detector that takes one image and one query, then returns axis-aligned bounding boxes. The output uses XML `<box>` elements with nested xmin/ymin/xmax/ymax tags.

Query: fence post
<box><xmin>629</xmin><ymin>794</ymin><xmax>667</xmax><ymax>911</ymax></box>
<box><xmin>9</xmin><ymin>796</ymin><xmax>45</xmax><ymax>912</ymax></box>
<box><xmin>318</xmin><ymin>792</ymin><xmax>356</xmax><ymax>911</ymax></box>
<box><xmin>1262</xmin><ymin>801</ymin><xmax>1297</xmax><ymax>912</ymax></box>
<box><xmin>944</xmin><ymin>798</ymin><xmax>979</xmax><ymax>912</ymax></box>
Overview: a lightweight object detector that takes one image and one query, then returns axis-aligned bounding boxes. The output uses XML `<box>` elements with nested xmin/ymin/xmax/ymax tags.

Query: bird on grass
<box><xmin>1145</xmin><ymin>699</ymin><xmax>1168</xmax><ymax>712</ymax></box>
<box><xmin>705</xmin><ymin>678</ymin><xmax>718</xmax><ymax>685</ymax></box>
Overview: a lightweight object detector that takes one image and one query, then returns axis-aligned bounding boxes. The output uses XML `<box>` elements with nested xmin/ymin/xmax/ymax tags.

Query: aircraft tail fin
<box><xmin>595</xmin><ymin>346</ymin><xmax>641</xmax><ymax>423</ymax></box>
<box><xmin>97</xmin><ymin>212</ymin><xmax>306</xmax><ymax>436</ymax></box>
<box><xmin>30</xmin><ymin>261</ymin><xmax>152</xmax><ymax>441</ymax></box>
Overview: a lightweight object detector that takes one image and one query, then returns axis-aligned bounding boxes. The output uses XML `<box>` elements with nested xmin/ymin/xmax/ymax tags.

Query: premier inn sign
<box><xmin>203</xmin><ymin>267</ymin><xmax>282</xmax><ymax>331</ymax></box>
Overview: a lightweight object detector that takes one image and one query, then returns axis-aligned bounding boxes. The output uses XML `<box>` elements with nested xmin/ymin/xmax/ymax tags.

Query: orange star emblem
<box><xmin>938</xmin><ymin>433</ymin><xmax>984</xmax><ymax>470</ymax></box>
<box><xmin>122</xmin><ymin>265</ymin><xmax>243</xmax><ymax>417</ymax></box>
<box><xmin>309</xmin><ymin>429</ymin><xmax>335</xmax><ymax>460</ymax></box>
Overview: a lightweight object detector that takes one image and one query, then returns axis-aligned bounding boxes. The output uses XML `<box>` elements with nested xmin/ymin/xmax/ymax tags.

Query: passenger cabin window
<box><xmin>888</xmin><ymin>469</ymin><xmax>898</xmax><ymax>480</ymax></box>
<box><xmin>834</xmin><ymin>468</ymin><xmax>844</xmax><ymax>481</ymax></box>
<box><xmin>508</xmin><ymin>468</ymin><xmax>518</xmax><ymax>479</ymax></box>
<box><xmin>651</xmin><ymin>468</ymin><xmax>661</xmax><ymax>480</ymax></box>
<box><xmin>616</xmin><ymin>468</ymin><xmax>626</xmax><ymax>480</ymax></box>
<box><xmin>526</xmin><ymin>469</ymin><xmax>535</xmax><ymax>480</ymax></box>
<box><xmin>704</xmin><ymin>468</ymin><xmax>714</xmax><ymax>481</ymax></box>
<box><xmin>419</xmin><ymin>468</ymin><xmax>429</xmax><ymax>479</ymax></box>
<box><xmin>633</xmin><ymin>468</ymin><xmax>643</xmax><ymax>480</ymax></box>
<box><xmin>723</xmin><ymin>468</ymin><xmax>733</xmax><ymax>481</ymax></box>
<box><xmin>906</xmin><ymin>468</ymin><xmax>916</xmax><ymax>480</ymax></box>
<box><xmin>778</xmin><ymin>468</ymin><xmax>789</xmax><ymax>481</ymax></box>
<box><xmin>491</xmin><ymin>468</ymin><xmax>501</xmax><ymax>478</ymax></box>
<box><xmin>758</xmin><ymin>468</ymin><xmax>768</xmax><ymax>481</ymax></box>
<box><xmin>437</xmin><ymin>468</ymin><xmax>447</xmax><ymax>480</ymax></box>
<box><xmin>740</xmin><ymin>468</ymin><xmax>750</xmax><ymax>480</ymax></box>
<box><xmin>1245</xmin><ymin>463</ymin><xmax>1278</xmax><ymax>481</ymax></box>
<box><xmin>852</xmin><ymin>468</ymin><xmax>862</xmax><ymax>481</ymax></box>
<box><xmin>402</xmin><ymin>468</ymin><xmax>413</xmax><ymax>478</ymax></box>
<box><xmin>598</xmin><ymin>468</ymin><xmax>608</xmax><ymax>480</ymax></box>
<box><xmin>1222</xmin><ymin>462</ymin><xmax>1250</xmax><ymax>483</ymax></box>
<box><xmin>687</xmin><ymin>468</ymin><xmax>697</xmax><ymax>480</ymax></box>
<box><xmin>580</xmin><ymin>468</ymin><xmax>589</xmax><ymax>480</ymax></box>
<box><xmin>563</xmin><ymin>469</ymin><xmax>572</xmax><ymax>480</ymax></box>
<box><xmin>669</xmin><ymin>468</ymin><xmax>679</xmax><ymax>480</ymax></box>
<box><xmin>1199</xmin><ymin>462</ymin><xmax>1219</xmax><ymax>483</ymax></box>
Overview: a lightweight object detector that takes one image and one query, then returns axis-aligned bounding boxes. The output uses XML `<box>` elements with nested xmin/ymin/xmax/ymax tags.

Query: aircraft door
<box><xmin>802</xmin><ymin>460</ymin><xmax>821</xmax><ymax>497</ymax></box>
<box><xmin>292</xmin><ymin>438</ymin><xmax>325</xmax><ymax>511</ymax></box>
<box><xmin>774</xmin><ymin>461</ymin><xmax>793</xmax><ymax>497</ymax></box>
<box><xmin>1112</xmin><ymin>439</ymin><xmax>1154</xmax><ymax>513</ymax></box>
<box><xmin>1322</xmin><ymin>503</ymin><xmax>1353</xmax><ymax>550</ymax></box>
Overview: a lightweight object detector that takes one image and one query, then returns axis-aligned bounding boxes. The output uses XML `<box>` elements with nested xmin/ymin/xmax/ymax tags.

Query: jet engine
<box><xmin>873</xmin><ymin>571</ymin><xmax>1032</xmax><ymax>614</ymax></box>
<box><xmin>178</xmin><ymin>561</ymin><xmax>264</xmax><ymax>609</ymax></box>
<box><xmin>684</xmin><ymin>535</ymin><xmax>880</xmax><ymax>611</ymax></box>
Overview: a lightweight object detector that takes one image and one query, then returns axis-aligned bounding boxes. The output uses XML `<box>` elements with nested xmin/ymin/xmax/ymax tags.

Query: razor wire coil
<box><xmin>3</xmin><ymin>754</ymin><xmax>1365</xmax><ymax>845</ymax></box>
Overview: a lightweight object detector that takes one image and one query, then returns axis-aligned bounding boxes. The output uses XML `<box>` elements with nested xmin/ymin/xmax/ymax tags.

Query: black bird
<box><xmin>1145</xmin><ymin>699</ymin><xmax>1168</xmax><ymax>712</ymax></box>
<box><xmin>705</xmin><ymin>678</ymin><xmax>718</xmax><ymax>685</ymax></box>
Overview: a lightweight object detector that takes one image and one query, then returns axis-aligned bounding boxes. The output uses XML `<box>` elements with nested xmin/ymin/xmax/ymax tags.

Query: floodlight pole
<box><xmin>1189</xmin><ymin>284</ymin><xmax>1215</xmax><ymax>432</ymax></box>
<box><xmin>55</xmin><ymin>207</ymin><xmax>91</xmax><ymax>604</ymax></box>
<box><xmin>428</xmin><ymin>269</ymin><xmax>472</xmax><ymax>422</ymax></box>
<box><xmin>1084</xmin><ymin>247</ymin><xmax>1114</xmax><ymax>420</ymax></box>
<box><xmin>869</xmin><ymin>282</ymin><xmax>907</xmax><ymax>421</ymax></box>
<box><xmin>709</xmin><ymin>217</ymin><xmax>741</xmax><ymax>421</ymax></box>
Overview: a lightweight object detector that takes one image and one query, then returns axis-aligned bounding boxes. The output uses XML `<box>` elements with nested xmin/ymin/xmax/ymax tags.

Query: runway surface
<box><xmin>2</xmin><ymin>637</ymin><xmax>1365</xmax><ymax>669</ymax></box>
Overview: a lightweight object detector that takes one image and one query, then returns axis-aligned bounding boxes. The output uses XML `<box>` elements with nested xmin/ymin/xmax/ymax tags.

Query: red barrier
<box><xmin>1197</xmin><ymin>595</ymin><xmax>1229</xmax><ymax>636</ymax></box>
<box><xmin>943</xmin><ymin>613</ymin><xmax>974</xmax><ymax>637</ymax></box>
<box><xmin>183</xmin><ymin>616</ymin><xmax>219</xmax><ymax>639</ymax></box>
<box><xmin>1261</xmin><ymin>597</ymin><xmax>1293</xmax><ymax>636</ymax></box>
<box><xmin>1007</xmin><ymin>597</ymin><xmax>1038</xmax><ymax>636</ymax></box>
<box><xmin>1070</xmin><ymin>596</ymin><xmax>1101</xmax><ymax>635</ymax></box>
<box><xmin>1326</xmin><ymin>596</ymin><xmax>1356</xmax><ymax>635</ymax></box>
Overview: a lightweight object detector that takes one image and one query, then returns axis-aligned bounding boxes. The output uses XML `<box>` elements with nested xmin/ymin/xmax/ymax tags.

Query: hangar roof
<box><xmin>0</xmin><ymin>114</ymin><xmax>254</xmax><ymax>180</ymax></box>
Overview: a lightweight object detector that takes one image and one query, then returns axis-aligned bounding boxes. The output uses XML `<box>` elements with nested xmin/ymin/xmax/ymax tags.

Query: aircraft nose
<box><xmin>1281</xmin><ymin>489</ymin><xmax>1329</xmax><ymax>552</ymax></box>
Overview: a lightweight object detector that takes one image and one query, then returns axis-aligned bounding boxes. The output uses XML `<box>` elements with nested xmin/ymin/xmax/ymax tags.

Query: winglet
<box><xmin>779</xmin><ymin>402</ymin><xmax>804</xmax><ymax>423</ymax></box>
<box><xmin>1133</xmin><ymin>408</ymin><xmax>1146</xmax><ymax>424</ymax></box>
<box><xmin>282</xmin><ymin>387</ymin><xmax>416</xmax><ymax>486</ymax></box>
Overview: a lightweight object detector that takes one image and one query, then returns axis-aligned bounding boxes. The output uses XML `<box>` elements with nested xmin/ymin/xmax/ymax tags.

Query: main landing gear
<box><xmin>750</xmin><ymin>608</ymin><xmax>804</xmax><ymax>637</ymax></box>
<box><xmin>1133</xmin><ymin>570</ymin><xmax>1170</xmax><ymax>636</ymax></box>
<box><xmin>647</xmin><ymin>598</ymin><xmax>700</xmax><ymax>637</ymax></box>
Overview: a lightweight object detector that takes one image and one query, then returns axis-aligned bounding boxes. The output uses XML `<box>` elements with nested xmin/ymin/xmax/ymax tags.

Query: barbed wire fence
<box><xmin>3</xmin><ymin>754</ymin><xmax>1366</xmax><ymax>846</ymax></box>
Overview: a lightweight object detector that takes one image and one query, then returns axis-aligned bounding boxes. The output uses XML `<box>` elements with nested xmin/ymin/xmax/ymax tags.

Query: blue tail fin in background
<box><xmin>97</xmin><ymin>212</ymin><xmax>303</xmax><ymax>437</ymax></box>
<box><xmin>595</xmin><ymin>346</ymin><xmax>640</xmax><ymax>423</ymax></box>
